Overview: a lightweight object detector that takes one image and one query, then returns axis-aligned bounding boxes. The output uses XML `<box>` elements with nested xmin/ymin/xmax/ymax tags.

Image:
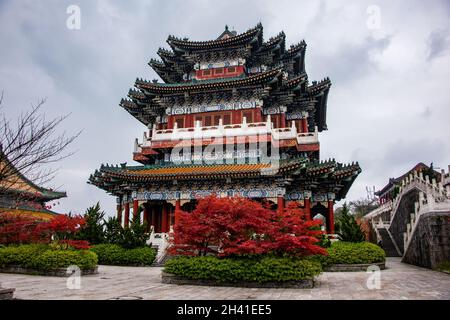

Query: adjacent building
<box><xmin>0</xmin><ymin>149</ymin><xmax>66</xmax><ymax>220</ymax></box>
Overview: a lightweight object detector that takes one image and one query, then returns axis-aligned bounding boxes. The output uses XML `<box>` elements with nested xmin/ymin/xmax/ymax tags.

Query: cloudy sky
<box><xmin>0</xmin><ymin>0</ymin><xmax>449</xmax><ymax>216</ymax></box>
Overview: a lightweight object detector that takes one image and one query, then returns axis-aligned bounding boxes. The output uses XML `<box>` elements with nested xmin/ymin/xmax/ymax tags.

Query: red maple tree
<box><xmin>0</xmin><ymin>213</ymin><xmax>43</xmax><ymax>244</ymax></box>
<box><xmin>170</xmin><ymin>195</ymin><xmax>327</xmax><ymax>258</ymax></box>
<box><xmin>0</xmin><ymin>212</ymin><xmax>87</xmax><ymax>248</ymax></box>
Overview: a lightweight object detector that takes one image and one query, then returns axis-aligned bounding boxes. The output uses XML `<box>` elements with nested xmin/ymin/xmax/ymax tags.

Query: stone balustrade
<box><xmin>134</xmin><ymin>116</ymin><xmax>319</xmax><ymax>151</ymax></box>
<box><xmin>403</xmin><ymin>190</ymin><xmax>450</xmax><ymax>251</ymax></box>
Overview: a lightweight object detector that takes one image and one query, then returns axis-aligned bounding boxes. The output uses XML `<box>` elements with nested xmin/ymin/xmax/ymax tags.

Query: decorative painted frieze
<box><xmin>262</xmin><ymin>105</ymin><xmax>287</xmax><ymax>115</ymax></box>
<box><xmin>286</xmin><ymin>111</ymin><xmax>308</xmax><ymax>120</ymax></box>
<box><xmin>247</xmin><ymin>65</ymin><xmax>268</xmax><ymax>74</ymax></box>
<box><xmin>166</xmin><ymin>100</ymin><xmax>262</xmax><ymax>115</ymax></box>
<box><xmin>131</xmin><ymin>187</ymin><xmax>285</xmax><ymax>201</ymax></box>
<box><xmin>195</xmin><ymin>58</ymin><xmax>245</xmax><ymax>70</ymax></box>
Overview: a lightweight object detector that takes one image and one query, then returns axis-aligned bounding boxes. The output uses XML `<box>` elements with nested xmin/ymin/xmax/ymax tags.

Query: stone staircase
<box><xmin>365</xmin><ymin>168</ymin><xmax>450</xmax><ymax>268</ymax></box>
<box><xmin>378</xmin><ymin>227</ymin><xmax>401</xmax><ymax>257</ymax></box>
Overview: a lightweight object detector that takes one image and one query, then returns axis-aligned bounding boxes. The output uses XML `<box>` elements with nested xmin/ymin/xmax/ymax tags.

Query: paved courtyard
<box><xmin>1</xmin><ymin>258</ymin><xmax>449</xmax><ymax>300</ymax></box>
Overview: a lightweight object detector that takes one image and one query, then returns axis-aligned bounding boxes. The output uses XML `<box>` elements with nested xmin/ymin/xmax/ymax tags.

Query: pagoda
<box><xmin>89</xmin><ymin>24</ymin><xmax>361</xmax><ymax>235</ymax></box>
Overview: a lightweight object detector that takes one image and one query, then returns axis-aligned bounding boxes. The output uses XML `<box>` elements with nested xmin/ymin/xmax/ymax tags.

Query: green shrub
<box><xmin>0</xmin><ymin>244</ymin><xmax>48</xmax><ymax>268</ymax></box>
<box><xmin>325</xmin><ymin>241</ymin><xmax>385</xmax><ymax>265</ymax></box>
<box><xmin>91</xmin><ymin>244</ymin><xmax>156</xmax><ymax>266</ymax></box>
<box><xmin>0</xmin><ymin>244</ymin><xmax>97</xmax><ymax>271</ymax></box>
<box><xmin>164</xmin><ymin>256</ymin><xmax>322</xmax><ymax>283</ymax></box>
<box><xmin>29</xmin><ymin>250</ymin><xmax>97</xmax><ymax>270</ymax></box>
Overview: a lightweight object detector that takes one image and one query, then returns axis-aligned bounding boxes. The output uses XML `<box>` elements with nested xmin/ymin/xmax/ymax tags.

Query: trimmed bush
<box><xmin>0</xmin><ymin>244</ymin><xmax>97</xmax><ymax>271</ymax></box>
<box><xmin>29</xmin><ymin>250</ymin><xmax>97</xmax><ymax>270</ymax></box>
<box><xmin>164</xmin><ymin>256</ymin><xmax>322</xmax><ymax>283</ymax></box>
<box><xmin>91</xmin><ymin>244</ymin><xmax>156</xmax><ymax>266</ymax></box>
<box><xmin>325</xmin><ymin>241</ymin><xmax>385</xmax><ymax>265</ymax></box>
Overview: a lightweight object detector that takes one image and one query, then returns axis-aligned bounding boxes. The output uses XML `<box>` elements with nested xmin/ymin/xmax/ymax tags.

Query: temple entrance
<box><xmin>312</xmin><ymin>202</ymin><xmax>328</xmax><ymax>232</ymax></box>
<box><xmin>142</xmin><ymin>201</ymin><xmax>174</xmax><ymax>233</ymax></box>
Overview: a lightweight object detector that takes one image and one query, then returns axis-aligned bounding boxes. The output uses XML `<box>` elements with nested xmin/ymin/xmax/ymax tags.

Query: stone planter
<box><xmin>0</xmin><ymin>265</ymin><xmax>98</xmax><ymax>277</ymax></box>
<box><xmin>0</xmin><ymin>287</ymin><xmax>15</xmax><ymax>300</ymax></box>
<box><xmin>324</xmin><ymin>262</ymin><xmax>385</xmax><ymax>272</ymax></box>
<box><xmin>161</xmin><ymin>271</ymin><xmax>314</xmax><ymax>288</ymax></box>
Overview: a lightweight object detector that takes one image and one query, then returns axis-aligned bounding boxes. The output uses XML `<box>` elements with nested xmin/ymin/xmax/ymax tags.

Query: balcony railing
<box><xmin>134</xmin><ymin>115</ymin><xmax>319</xmax><ymax>152</ymax></box>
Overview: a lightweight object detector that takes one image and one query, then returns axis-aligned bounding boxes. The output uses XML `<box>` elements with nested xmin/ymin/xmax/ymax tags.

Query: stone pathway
<box><xmin>0</xmin><ymin>258</ymin><xmax>449</xmax><ymax>300</ymax></box>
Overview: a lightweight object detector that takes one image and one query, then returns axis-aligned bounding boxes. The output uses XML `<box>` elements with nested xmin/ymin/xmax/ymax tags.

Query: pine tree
<box><xmin>336</xmin><ymin>203</ymin><xmax>365</xmax><ymax>242</ymax></box>
<box><xmin>104</xmin><ymin>216</ymin><xmax>123</xmax><ymax>245</ymax></box>
<box><xmin>76</xmin><ymin>202</ymin><xmax>105</xmax><ymax>244</ymax></box>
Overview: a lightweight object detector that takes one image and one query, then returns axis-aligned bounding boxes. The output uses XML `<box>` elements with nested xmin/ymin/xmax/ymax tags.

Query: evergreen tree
<box><xmin>335</xmin><ymin>203</ymin><xmax>365</xmax><ymax>242</ymax></box>
<box><xmin>76</xmin><ymin>202</ymin><xmax>105</xmax><ymax>244</ymax></box>
<box><xmin>104</xmin><ymin>216</ymin><xmax>123</xmax><ymax>245</ymax></box>
<box><xmin>120</xmin><ymin>215</ymin><xmax>150</xmax><ymax>249</ymax></box>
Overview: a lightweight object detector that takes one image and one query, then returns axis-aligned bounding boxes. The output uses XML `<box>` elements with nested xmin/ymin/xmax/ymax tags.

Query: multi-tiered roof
<box><xmin>120</xmin><ymin>23</ymin><xmax>329</xmax><ymax>132</ymax></box>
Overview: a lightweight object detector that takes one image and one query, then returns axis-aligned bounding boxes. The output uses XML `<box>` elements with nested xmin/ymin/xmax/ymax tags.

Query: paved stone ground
<box><xmin>0</xmin><ymin>258</ymin><xmax>449</xmax><ymax>300</ymax></box>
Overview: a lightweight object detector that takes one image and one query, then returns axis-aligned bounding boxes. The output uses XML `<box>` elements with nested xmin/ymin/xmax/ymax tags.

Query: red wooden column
<box><xmin>327</xmin><ymin>200</ymin><xmax>335</xmax><ymax>234</ymax></box>
<box><xmin>304</xmin><ymin>198</ymin><xmax>311</xmax><ymax>220</ymax></box>
<box><xmin>161</xmin><ymin>204</ymin><xmax>168</xmax><ymax>233</ymax></box>
<box><xmin>143</xmin><ymin>204</ymin><xmax>149</xmax><ymax>230</ymax></box>
<box><xmin>277</xmin><ymin>196</ymin><xmax>285</xmax><ymax>214</ymax></box>
<box><xmin>133</xmin><ymin>199</ymin><xmax>139</xmax><ymax>223</ymax></box>
<box><xmin>124</xmin><ymin>202</ymin><xmax>130</xmax><ymax>228</ymax></box>
<box><xmin>116</xmin><ymin>203</ymin><xmax>122</xmax><ymax>225</ymax></box>
<box><xmin>151</xmin><ymin>205</ymin><xmax>157</xmax><ymax>232</ymax></box>
<box><xmin>280</xmin><ymin>113</ymin><xmax>286</xmax><ymax>128</ymax></box>
<box><xmin>167</xmin><ymin>206</ymin><xmax>173</xmax><ymax>231</ymax></box>
<box><xmin>175</xmin><ymin>199</ymin><xmax>181</xmax><ymax>227</ymax></box>
<box><xmin>302</xmin><ymin>118</ymin><xmax>308</xmax><ymax>133</ymax></box>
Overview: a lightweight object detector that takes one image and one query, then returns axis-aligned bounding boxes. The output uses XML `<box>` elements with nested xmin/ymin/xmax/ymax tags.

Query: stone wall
<box><xmin>389</xmin><ymin>189</ymin><xmax>419</xmax><ymax>253</ymax></box>
<box><xmin>402</xmin><ymin>211</ymin><xmax>450</xmax><ymax>269</ymax></box>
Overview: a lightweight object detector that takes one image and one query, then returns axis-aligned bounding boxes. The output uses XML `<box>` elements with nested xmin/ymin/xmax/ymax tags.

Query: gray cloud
<box><xmin>427</xmin><ymin>29</ymin><xmax>450</xmax><ymax>60</ymax></box>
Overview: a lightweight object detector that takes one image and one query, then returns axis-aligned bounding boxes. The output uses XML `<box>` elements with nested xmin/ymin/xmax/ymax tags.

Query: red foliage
<box><xmin>34</xmin><ymin>214</ymin><xmax>85</xmax><ymax>242</ymax></box>
<box><xmin>0</xmin><ymin>212</ymin><xmax>86</xmax><ymax>247</ymax></box>
<box><xmin>264</xmin><ymin>202</ymin><xmax>327</xmax><ymax>257</ymax></box>
<box><xmin>170</xmin><ymin>195</ymin><xmax>327</xmax><ymax>258</ymax></box>
<box><xmin>0</xmin><ymin>213</ymin><xmax>44</xmax><ymax>245</ymax></box>
<box><xmin>58</xmin><ymin>240</ymin><xmax>91</xmax><ymax>250</ymax></box>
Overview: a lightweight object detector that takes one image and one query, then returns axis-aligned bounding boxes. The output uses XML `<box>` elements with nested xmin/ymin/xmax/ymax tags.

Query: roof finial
<box><xmin>225</xmin><ymin>24</ymin><xmax>229</xmax><ymax>31</ymax></box>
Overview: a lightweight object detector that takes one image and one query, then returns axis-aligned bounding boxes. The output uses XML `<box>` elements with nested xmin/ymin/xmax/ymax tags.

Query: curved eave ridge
<box><xmin>283</xmin><ymin>73</ymin><xmax>308</xmax><ymax>89</ymax></box>
<box><xmin>307</xmin><ymin>77</ymin><xmax>331</xmax><ymax>95</ymax></box>
<box><xmin>287</xmin><ymin>40</ymin><xmax>307</xmax><ymax>54</ymax></box>
<box><xmin>88</xmin><ymin>158</ymin><xmax>308</xmax><ymax>185</ymax></box>
<box><xmin>260</xmin><ymin>31</ymin><xmax>286</xmax><ymax>52</ymax></box>
<box><xmin>157</xmin><ymin>47</ymin><xmax>175</xmax><ymax>61</ymax></box>
<box><xmin>135</xmin><ymin>69</ymin><xmax>281</xmax><ymax>94</ymax></box>
<box><xmin>304</xmin><ymin>159</ymin><xmax>360</xmax><ymax>177</ymax></box>
<box><xmin>167</xmin><ymin>23</ymin><xmax>263</xmax><ymax>51</ymax></box>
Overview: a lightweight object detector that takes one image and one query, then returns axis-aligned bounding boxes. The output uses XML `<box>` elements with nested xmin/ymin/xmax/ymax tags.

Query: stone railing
<box><xmin>390</xmin><ymin>170</ymin><xmax>448</xmax><ymax>225</ymax></box>
<box><xmin>135</xmin><ymin>116</ymin><xmax>319</xmax><ymax>150</ymax></box>
<box><xmin>403</xmin><ymin>191</ymin><xmax>450</xmax><ymax>251</ymax></box>
<box><xmin>364</xmin><ymin>201</ymin><xmax>392</xmax><ymax>220</ymax></box>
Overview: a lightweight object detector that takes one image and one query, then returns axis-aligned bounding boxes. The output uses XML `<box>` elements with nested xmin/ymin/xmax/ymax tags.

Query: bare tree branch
<box><xmin>0</xmin><ymin>92</ymin><xmax>81</xmax><ymax>194</ymax></box>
